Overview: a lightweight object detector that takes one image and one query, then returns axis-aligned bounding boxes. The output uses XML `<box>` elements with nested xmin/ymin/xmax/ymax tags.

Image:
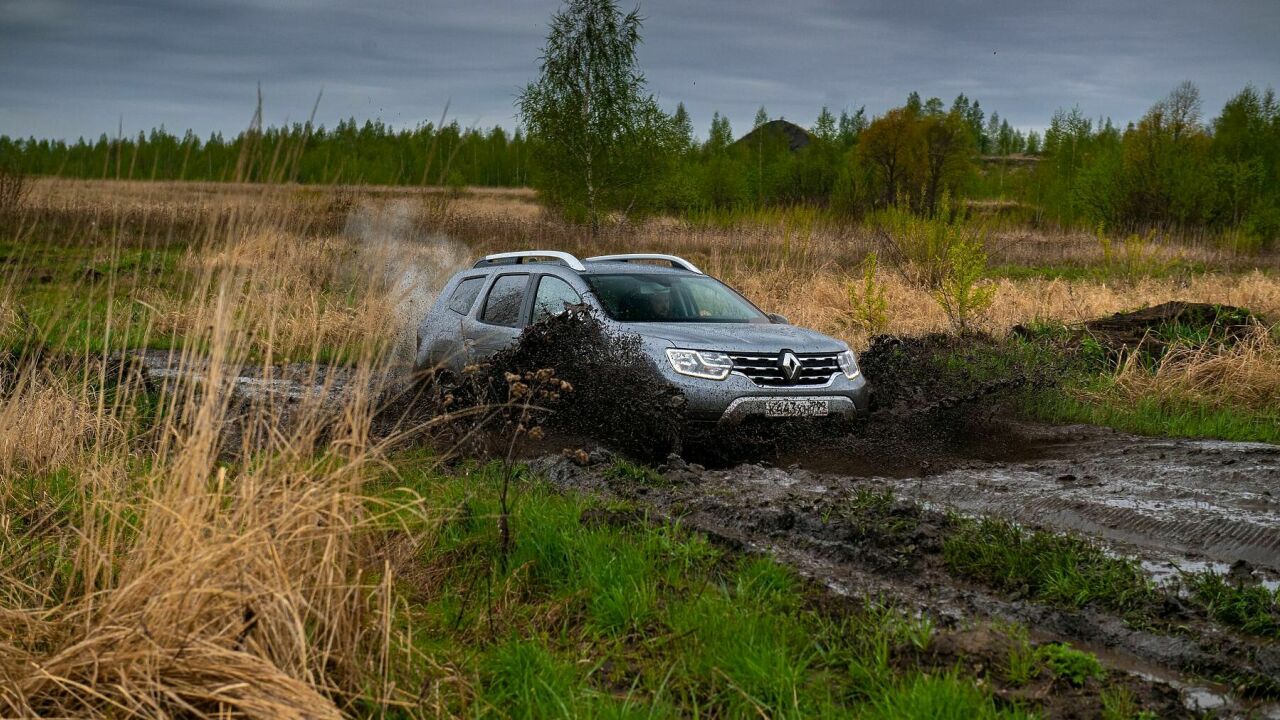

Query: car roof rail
<box><xmin>584</xmin><ymin>254</ymin><xmax>703</xmax><ymax>274</ymax></box>
<box><xmin>474</xmin><ymin>250</ymin><xmax>586</xmax><ymax>272</ymax></box>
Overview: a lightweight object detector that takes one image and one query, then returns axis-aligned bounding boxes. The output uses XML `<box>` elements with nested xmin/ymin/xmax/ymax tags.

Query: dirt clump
<box><xmin>478</xmin><ymin>307</ymin><xmax>685</xmax><ymax>460</ymax></box>
<box><xmin>1075</xmin><ymin>300</ymin><xmax>1267</xmax><ymax>357</ymax></box>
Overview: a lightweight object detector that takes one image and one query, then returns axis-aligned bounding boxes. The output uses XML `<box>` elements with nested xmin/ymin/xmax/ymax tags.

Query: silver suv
<box><xmin>415</xmin><ymin>251</ymin><xmax>869</xmax><ymax>423</ymax></box>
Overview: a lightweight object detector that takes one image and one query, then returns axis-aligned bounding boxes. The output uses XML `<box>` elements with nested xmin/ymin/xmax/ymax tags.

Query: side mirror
<box><xmin>767</xmin><ymin>313</ymin><xmax>790</xmax><ymax>325</ymax></box>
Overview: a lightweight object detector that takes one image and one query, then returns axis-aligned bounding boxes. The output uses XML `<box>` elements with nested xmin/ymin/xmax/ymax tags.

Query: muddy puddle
<box><xmin>531</xmin><ymin>420</ymin><xmax>1280</xmax><ymax>718</ymax></box>
<box><xmin>871</xmin><ymin>422</ymin><xmax>1280</xmax><ymax>579</ymax></box>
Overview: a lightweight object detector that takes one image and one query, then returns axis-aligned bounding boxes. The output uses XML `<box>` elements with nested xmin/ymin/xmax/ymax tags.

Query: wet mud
<box><xmin>532</xmin><ymin>429</ymin><xmax>1280</xmax><ymax>717</ymax></box>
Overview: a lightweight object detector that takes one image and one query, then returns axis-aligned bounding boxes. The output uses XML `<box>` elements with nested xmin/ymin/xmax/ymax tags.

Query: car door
<box><xmin>466</xmin><ymin>272</ymin><xmax>532</xmax><ymax>362</ymax></box>
<box><xmin>418</xmin><ymin>273</ymin><xmax>488</xmax><ymax>371</ymax></box>
<box><xmin>530</xmin><ymin>273</ymin><xmax>585</xmax><ymax>324</ymax></box>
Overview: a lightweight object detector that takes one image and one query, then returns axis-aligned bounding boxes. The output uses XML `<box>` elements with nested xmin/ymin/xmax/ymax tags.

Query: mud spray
<box><xmin>343</xmin><ymin>199</ymin><xmax>470</xmax><ymax>365</ymax></box>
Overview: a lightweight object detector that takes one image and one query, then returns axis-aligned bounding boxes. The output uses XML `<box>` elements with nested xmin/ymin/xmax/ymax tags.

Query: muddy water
<box><xmin>870</xmin><ymin>422</ymin><xmax>1280</xmax><ymax>579</ymax></box>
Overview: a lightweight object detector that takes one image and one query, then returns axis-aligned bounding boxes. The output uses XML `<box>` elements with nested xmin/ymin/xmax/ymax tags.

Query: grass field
<box><xmin>1</xmin><ymin>178</ymin><xmax>1277</xmax><ymax>717</ymax></box>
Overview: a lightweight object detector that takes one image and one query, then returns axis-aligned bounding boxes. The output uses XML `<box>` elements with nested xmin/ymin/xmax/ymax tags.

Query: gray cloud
<box><xmin>1</xmin><ymin>0</ymin><xmax>1277</xmax><ymax>141</ymax></box>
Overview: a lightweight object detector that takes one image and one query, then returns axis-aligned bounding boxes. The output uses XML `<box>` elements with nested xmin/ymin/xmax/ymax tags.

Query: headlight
<box><xmin>837</xmin><ymin>350</ymin><xmax>861</xmax><ymax>379</ymax></box>
<box><xmin>666</xmin><ymin>348</ymin><xmax>733</xmax><ymax>380</ymax></box>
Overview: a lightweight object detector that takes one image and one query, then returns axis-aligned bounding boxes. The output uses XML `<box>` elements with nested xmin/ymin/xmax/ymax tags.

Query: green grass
<box><xmin>1100</xmin><ymin>685</ymin><xmax>1158</xmax><ymax>720</ymax></box>
<box><xmin>943</xmin><ymin>516</ymin><xmax>1157</xmax><ymax>616</ymax></box>
<box><xmin>373</xmin><ymin>462</ymin><xmax>1034</xmax><ymax>718</ymax></box>
<box><xmin>1185</xmin><ymin>572</ymin><xmax>1280</xmax><ymax>639</ymax></box>
<box><xmin>1035</xmin><ymin>643</ymin><xmax>1105</xmax><ymax>686</ymax></box>
<box><xmin>1029</xmin><ymin>387</ymin><xmax>1280</xmax><ymax>444</ymax></box>
<box><xmin>603</xmin><ymin>458</ymin><xmax>664</xmax><ymax>486</ymax></box>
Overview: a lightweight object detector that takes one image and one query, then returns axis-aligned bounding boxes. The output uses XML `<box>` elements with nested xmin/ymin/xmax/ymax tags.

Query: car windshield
<box><xmin>586</xmin><ymin>273</ymin><xmax>768</xmax><ymax>323</ymax></box>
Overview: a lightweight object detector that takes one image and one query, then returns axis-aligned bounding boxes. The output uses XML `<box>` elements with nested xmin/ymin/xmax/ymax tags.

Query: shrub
<box><xmin>0</xmin><ymin>168</ymin><xmax>29</xmax><ymax>213</ymax></box>
<box><xmin>1036</xmin><ymin>643</ymin><xmax>1105</xmax><ymax>686</ymax></box>
<box><xmin>933</xmin><ymin>231</ymin><xmax>996</xmax><ymax>333</ymax></box>
<box><xmin>1096</xmin><ymin>225</ymin><xmax>1180</xmax><ymax>280</ymax></box>
<box><xmin>846</xmin><ymin>251</ymin><xmax>890</xmax><ymax>335</ymax></box>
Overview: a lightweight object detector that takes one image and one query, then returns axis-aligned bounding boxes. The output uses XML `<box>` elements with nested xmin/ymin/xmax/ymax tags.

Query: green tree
<box><xmin>906</xmin><ymin>91</ymin><xmax>923</xmax><ymax>116</ymax></box>
<box><xmin>921</xmin><ymin>110</ymin><xmax>974</xmax><ymax>214</ymax></box>
<box><xmin>813</xmin><ymin>106</ymin><xmax>837</xmax><ymax>142</ymax></box>
<box><xmin>517</xmin><ymin>0</ymin><xmax>672</xmax><ymax>234</ymax></box>
<box><xmin>706</xmin><ymin>112</ymin><xmax>734</xmax><ymax>154</ymax></box>
<box><xmin>858</xmin><ymin>108</ymin><xmax>921</xmax><ymax>207</ymax></box>
<box><xmin>838</xmin><ymin>107</ymin><xmax>867</xmax><ymax>147</ymax></box>
<box><xmin>1025</xmin><ymin>130</ymin><xmax>1041</xmax><ymax>155</ymax></box>
<box><xmin>671</xmin><ymin>102</ymin><xmax>694</xmax><ymax>155</ymax></box>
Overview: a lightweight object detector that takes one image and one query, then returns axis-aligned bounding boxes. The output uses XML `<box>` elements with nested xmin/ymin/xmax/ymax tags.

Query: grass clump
<box><xmin>862</xmin><ymin>671</ymin><xmax>1033</xmax><ymax>720</ymax></box>
<box><xmin>1000</xmin><ymin>624</ymin><xmax>1039</xmax><ymax>687</ymax></box>
<box><xmin>1185</xmin><ymin>572</ymin><xmax>1280</xmax><ymax>638</ymax></box>
<box><xmin>603</xmin><ymin>458</ymin><xmax>664</xmax><ymax>486</ymax></box>
<box><xmin>1101</xmin><ymin>685</ymin><xmax>1158</xmax><ymax>720</ymax></box>
<box><xmin>943</xmin><ymin>516</ymin><xmax>1157</xmax><ymax>615</ymax></box>
<box><xmin>1036</xmin><ymin>642</ymin><xmax>1105</xmax><ymax>686</ymax></box>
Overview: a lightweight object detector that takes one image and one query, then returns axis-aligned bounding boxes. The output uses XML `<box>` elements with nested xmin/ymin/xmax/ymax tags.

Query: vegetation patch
<box><xmin>1185</xmin><ymin>572</ymin><xmax>1280</xmax><ymax>639</ymax></box>
<box><xmin>380</xmin><ymin>463</ymin><xmax>1195</xmax><ymax>718</ymax></box>
<box><xmin>942</xmin><ymin>516</ymin><xmax>1158</xmax><ymax>615</ymax></box>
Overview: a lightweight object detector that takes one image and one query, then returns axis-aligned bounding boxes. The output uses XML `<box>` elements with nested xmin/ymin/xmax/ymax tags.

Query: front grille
<box><xmin>728</xmin><ymin>352</ymin><xmax>840</xmax><ymax>386</ymax></box>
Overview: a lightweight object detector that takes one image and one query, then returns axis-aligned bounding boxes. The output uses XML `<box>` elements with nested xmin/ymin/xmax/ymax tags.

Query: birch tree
<box><xmin>518</xmin><ymin>0</ymin><xmax>671</xmax><ymax>234</ymax></box>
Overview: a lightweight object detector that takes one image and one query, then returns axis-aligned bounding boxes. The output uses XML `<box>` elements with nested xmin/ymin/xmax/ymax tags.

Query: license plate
<box><xmin>764</xmin><ymin>399</ymin><xmax>829</xmax><ymax>418</ymax></box>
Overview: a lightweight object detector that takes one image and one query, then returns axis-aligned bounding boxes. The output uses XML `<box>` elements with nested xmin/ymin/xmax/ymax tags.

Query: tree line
<box><xmin>3</xmin><ymin>0</ymin><xmax>1277</xmax><ymax>244</ymax></box>
<box><xmin>514</xmin><ymin>0</ymin><xmax>1278</xmax><ymax>243</ymax></box>
<box><xmin>1023</xmin><ymin>82</ymin><xmax>1280</xmax><ymax>241</ymax></box>
<box><xmin>0</xmin><ymin>119</ymin><xmax>530</xmax><ymax>187</ymax></box>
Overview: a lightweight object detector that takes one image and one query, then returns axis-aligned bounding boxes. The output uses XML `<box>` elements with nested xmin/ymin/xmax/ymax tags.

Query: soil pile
<box><xmin>1079</xmin><ymin>301</ymin><xmax>1266</xmax><ymax>357</ymax></box>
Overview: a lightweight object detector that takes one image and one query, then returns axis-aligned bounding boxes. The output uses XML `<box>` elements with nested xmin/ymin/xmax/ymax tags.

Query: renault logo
<box><xmin>779</xmin><ymin>351</ymin><xmax>802</xmax><ymax>382</ymax></box>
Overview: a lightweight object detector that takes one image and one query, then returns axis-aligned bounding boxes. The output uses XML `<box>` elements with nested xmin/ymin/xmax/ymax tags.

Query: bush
<box><xmin>1036</xmin><ymin>643</ymin><xmax>1105</xmax><ymax>686</ymax></box>
<box><xmin>0</xmin><ymin>168</ymin><xmax>29</xmax><ymax>213</ymax></box>
<box><xmin>933</xmin><ymin>232</ymin><xmax>996</xmax><ymax>333</ymax></box>
<box><xmin>847</xmin><ymin>251</ymin><xmax>890</xmax><ymax>335</ymax></box>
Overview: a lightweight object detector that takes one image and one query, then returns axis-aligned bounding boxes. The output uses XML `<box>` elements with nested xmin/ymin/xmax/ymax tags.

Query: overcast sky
<box><xmin>2</xmin><ymin>0</ymin><xmax>1277</xmax><ymax>142</ymax></box>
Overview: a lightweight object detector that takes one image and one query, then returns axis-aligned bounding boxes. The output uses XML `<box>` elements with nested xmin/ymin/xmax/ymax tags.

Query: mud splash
<box><xmin>343</xmin><ymin>199</ymin><xmax>469</xmax><ymax>364</ymax></box>
<box><xmin>479</xmin><ymin>307</ymin><xmax>686</xmax><ymax>459</ymax></box>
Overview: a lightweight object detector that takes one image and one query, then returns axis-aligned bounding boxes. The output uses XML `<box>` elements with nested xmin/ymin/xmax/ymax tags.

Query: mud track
<box><xmin>532</xmin><ymin>421</ymin><xmax>1280</xmax><ymax>718</ymax></box>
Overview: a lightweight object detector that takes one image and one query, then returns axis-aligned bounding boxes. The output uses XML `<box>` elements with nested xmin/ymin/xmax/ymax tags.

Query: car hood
<box><xmin>616</xmin><ymin>322</ymin><xmax>846</xmax><ymax>354</ymax></box>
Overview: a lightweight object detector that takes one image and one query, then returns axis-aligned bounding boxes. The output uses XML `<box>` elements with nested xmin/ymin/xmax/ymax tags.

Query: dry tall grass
<box><xmin>1103</xmin><ymin>327</ymin><xmax>1280</xmax><ymax>413</ymax></box>
<box><xmin>0</xmin><ymin>183</ymin><xmax>450</xmax><ymax>718</ymax></box>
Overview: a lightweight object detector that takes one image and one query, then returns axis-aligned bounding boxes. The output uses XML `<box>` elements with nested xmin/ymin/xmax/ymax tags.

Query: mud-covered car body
<box><xmin>415</xmin><ymin>251</ymin><xmax>869</xmax><ymax>423</ymax></box>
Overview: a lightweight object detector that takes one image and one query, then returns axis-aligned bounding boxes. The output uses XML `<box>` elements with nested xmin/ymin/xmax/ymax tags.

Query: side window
<box><xmin>480</xmin><ymin>274</ymin><xmax>530</xmax><ymax>327</ymax></box>
<box><xmin>532</xmin><ymin>275</ymin><xmax>582</xmax><ymax>323</ymax></box>
<box><xmin>446</xmin><ymin>276</ymin><xmax>485</xmax><ymax>315</ymax></box>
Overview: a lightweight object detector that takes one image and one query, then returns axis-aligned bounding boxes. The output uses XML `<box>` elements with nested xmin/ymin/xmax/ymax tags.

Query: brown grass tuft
<box><xmin>1104</xmin><ymin>327</ymin><xmax>1280</xmax><ymax>413</ymax></box>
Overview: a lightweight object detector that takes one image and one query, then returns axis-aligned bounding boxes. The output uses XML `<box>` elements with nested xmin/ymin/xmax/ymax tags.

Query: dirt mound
<box><xmin>732</xmin><ymin>119</ymin><xmax>812</xmax><ymax>152</ymax></box>
<box><xmin>1079</xmin><ymin>301</ymin><xmax>1266</xmax><ymax>357</ymax></box>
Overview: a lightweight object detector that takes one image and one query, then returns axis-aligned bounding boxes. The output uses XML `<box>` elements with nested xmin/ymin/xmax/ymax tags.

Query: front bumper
<box><xmin>655</xmin><ymin>363</ymin><xmax>870</xmax><ymax>424</ymax></box>
<box><xmin>718</xmin><ymin>394</ymin><xmax>863</xmax><ymax>424</ymax></box>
